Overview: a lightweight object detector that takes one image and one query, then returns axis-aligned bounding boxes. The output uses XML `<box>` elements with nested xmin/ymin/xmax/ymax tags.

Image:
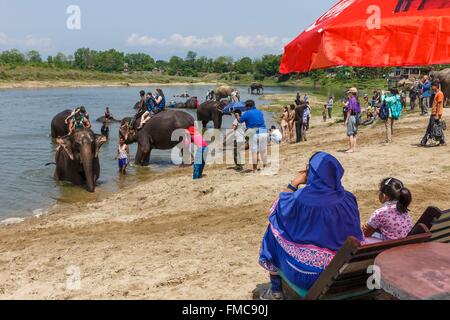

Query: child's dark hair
<box><xmin>379</xmin><ymin>177</ymin><xmax>412</xmax><ymax>213</ymax></box>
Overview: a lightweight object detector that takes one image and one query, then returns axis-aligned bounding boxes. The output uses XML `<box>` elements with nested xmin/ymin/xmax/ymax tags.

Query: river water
<box><xmin>0</xmin><ymin>84</ymin><xmax>334</xmax><ymax>220</ymax></box>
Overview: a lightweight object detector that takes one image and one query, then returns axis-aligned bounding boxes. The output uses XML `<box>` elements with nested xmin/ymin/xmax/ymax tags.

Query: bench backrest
<box><xmin>303</xmin><ymin>224</ymin><xmax>431</xmax><ymax>300</ymax></box>
<box><xmin>412</xmin><ymin>207</ymin><xmax>450</xmax><ymax>243</ymax></box>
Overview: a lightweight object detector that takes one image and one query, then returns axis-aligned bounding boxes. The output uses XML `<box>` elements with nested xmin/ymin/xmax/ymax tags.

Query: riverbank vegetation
<box><xmin>1</xmin><ymin>48</ymin><xmax>392</xmax><ymax>88</ymax></box>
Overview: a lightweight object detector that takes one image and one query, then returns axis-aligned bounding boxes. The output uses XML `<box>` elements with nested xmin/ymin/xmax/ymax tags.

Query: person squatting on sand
<box><xmin>258</xmin><ymin>152</ymin><xmax>363</xmax><ymax>300</ymax></box>
<box><xmin>238</xmin><ymin>100</ymin><xmax>268</xmax><ymax>173</ymax></box>
<box><xmin>362</xmin><ymin>177</ymin><xmax>413</xmax><ymax>243</ymax></box>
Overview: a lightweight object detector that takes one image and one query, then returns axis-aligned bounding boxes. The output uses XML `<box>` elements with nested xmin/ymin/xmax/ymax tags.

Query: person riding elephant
<box><xmin>214</xmin><ymin>85</ymin><xmax>234</xmax><ymax>101</ymax></box>
<box><xmin>119</xmin><ymin>110</ymin><xmax>194</xmax><ymax>166</ymax></box>
<box><xmin>249</xmin><ymin>83</ymin><xmax>264</xmax><ymax>95</ymax></box>
<box><xmin>54</xmin><ymin>128</ymin><xmax>106</xmax><ymax>192</ymax></box>
<box><xmin>196</xmin><ymin>101</ymin><xmax>228</xmax><ymax>129</ymax></box>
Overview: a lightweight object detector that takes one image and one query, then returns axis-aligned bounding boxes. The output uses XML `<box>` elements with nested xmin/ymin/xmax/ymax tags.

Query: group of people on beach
<box><xmin>258</xmin><ymin>152</ymin><xmax>413</xmax><ymax>300</ymax></box>
<box><xmin>280</xmin><ymin>93</ymin><xmax>311</xmax><ymax>144</ymax></box>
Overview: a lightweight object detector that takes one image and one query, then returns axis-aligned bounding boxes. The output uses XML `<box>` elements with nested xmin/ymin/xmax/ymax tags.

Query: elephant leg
<box><xmin>202</xmin><ymin>121</ymin><xmax>208</xmax><ymax>132</ymax></box>
<box><xmin>142</xmin><ymin>149</ymin><xmax>151</xmax><ymax>166</ymax></box>
<box><xmin>135</xmin><ymin>148</ymin><xmax>144</xmax><ymax>166</ymax></box>
<box><xmin>213</xmin><ymin>115</ymin><xmax>221</xmax><ymax>129</ymax></box>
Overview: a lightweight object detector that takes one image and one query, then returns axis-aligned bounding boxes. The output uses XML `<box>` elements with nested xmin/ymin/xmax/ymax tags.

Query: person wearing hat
<box><xmin>344</xmin><ymin>88</ymin><xmax>361</xmax><ymax>153</ymax></box>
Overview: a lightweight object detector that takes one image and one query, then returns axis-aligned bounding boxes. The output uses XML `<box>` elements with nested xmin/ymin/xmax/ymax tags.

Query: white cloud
<box><xmin>0</xmin><ymin>32</ymin><xmax>53</xmax><ymax>50</ymax></box>
<box><xmin>126</xmin><ymin>33</ymin><xmax>287</xmax><ymax>52</ymax></box>
<box><xmin>126</xmin><ymin>33</ymin><xmax>227</xmax><ymax>48</ymax></box>
<box><xmin>233</xmin><ymin>35</ymin><xmax>281</xmax><ymax>49</ymax></box>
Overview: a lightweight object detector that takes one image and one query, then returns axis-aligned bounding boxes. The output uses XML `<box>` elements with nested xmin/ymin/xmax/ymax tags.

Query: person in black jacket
<box><xmin>295</xmin><ymin>103</ymin><xmax>305</xmax><ymax>143</ymax></box>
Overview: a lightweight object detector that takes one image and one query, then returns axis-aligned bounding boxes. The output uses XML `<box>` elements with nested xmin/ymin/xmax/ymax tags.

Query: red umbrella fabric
<box><xmin>280</xmin><ymin>0</ymin><xmax>450</xmax><ymax>74</ymax></box>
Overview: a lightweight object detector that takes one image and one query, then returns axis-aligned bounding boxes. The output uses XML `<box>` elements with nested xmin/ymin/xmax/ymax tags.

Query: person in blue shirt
<box><xmin>137</xmin><ymin>92</ymin><xmax>156</xmax><ymax>130</ymax></box>
<box><xmin>421</xmin><ymin>75</ymin><xmax>431</xmax><ymax>116</ymax></box>
<box><xmin>238</xmin><ymin>100</ymin><xmax>268</xmax><ymax>173</ymax></box>
<box><xmin>154</xmin><ymin>88</ymin><xmax>166</xmax><ymax>113</ymax></box>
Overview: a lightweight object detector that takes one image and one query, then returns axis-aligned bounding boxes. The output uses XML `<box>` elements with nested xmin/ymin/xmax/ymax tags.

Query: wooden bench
<box><xmin>410</xmin><ymin>207</ymin><xmax>450</xmax><ymax>243</ymax></box>
<box><xmin>280</xmin><ymin>224</ymin><xmax>431</xmax><ymax>300</ymax></box>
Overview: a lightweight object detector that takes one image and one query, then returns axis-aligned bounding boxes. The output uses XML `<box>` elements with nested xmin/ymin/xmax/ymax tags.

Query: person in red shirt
<box><xmin>185</xmin><ymin>125</ymin><xmax>209</xmax><ymax>179</ymax></box>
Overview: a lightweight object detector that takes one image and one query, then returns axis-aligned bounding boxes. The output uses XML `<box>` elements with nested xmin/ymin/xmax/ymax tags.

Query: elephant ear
<box><xmin>94</xmin><ymin>134</ymin><xmax>107</xmax><ymax>158</ymax></box>
<box><xmin>57</xmin><ymin>138</ymin><xmax>74</xmax><ymax>161</ymax></box>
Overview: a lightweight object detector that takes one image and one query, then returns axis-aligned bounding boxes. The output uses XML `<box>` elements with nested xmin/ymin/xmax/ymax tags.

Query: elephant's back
<box><xmin>145</xmin><ymin>111</ymin><xmax>193</xmax><ymax>149</ymax></box>
<box><xmin>51</xmin><ymin>109</ymin><xmax>72</xmax><ymax>138</ymax></box>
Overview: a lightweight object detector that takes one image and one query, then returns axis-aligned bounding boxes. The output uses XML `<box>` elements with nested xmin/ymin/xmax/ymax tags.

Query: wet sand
<box><xmin>0</xmin><ymin>110</ymin><xmax>449</xmax><ymax>299</ymax></box>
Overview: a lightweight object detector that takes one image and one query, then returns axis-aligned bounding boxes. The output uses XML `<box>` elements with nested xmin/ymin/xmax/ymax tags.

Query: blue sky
<box><xmin>0</xmin><ymin>0</ymin><xmax>337</xmax><ymax>59</ymax></box>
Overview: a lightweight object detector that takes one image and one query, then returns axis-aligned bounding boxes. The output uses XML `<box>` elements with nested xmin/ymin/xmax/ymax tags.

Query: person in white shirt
<box><xmin>224</xmin><ymin>109</ymin><xmax>247</xmax><ymax>171</ymax></box>
<box><xmin>269</xmin><ymin>126</ymin><xmax>282</xmax><ymax>144</ymax></box>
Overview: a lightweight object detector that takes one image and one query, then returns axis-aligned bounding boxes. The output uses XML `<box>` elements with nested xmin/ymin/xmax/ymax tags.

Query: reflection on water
<box><xmin>0</xmin><ymin>84</ymin><xmax>337</xmax><ymax>219</ymax></box>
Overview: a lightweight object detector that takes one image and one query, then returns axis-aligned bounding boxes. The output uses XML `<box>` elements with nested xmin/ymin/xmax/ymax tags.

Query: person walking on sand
<box><xmin>116</xmin><ymin>137</ymin><xmax>130</xmax><ymax>175</ymax></box>
<box><xmin>280</xmin><ymin>106</ymin><xmax>289</xmax><ymax>142</ymax></box>
<box><xmin>382</xmin><ymin>88</ymin><xmax>402</xmax><ymax>144</ymax></box>
<box><xmin>239</xmin><ymin>100</ymin><xmax>268</xmax><ymax>173</ymax></box>
<box><xmin>344</xmin><ymin>87</ymin><xmax>361</xmax><ymax>153</ymax></box>
<box><xmin>421</xmin><ymin>81</ymin><xmax>446</xmax><ymax>147</ymax></box>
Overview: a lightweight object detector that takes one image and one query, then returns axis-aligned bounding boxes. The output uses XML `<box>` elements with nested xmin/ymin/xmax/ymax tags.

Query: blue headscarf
<box><xmin>259</xmin><ymin>152</ymin><xmax>363</xmax><ymax>292</ymax></box>
<box><xmin>269</xmin><ymin>151</ymin><xmax>363</xmax><ymax>252</ymax></box>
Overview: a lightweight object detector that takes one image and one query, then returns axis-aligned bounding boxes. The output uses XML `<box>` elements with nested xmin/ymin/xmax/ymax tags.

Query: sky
<box><xmin>0</xmin><ymin>0</ymin><xmax>337</xmax><ymax>59</ymax></box>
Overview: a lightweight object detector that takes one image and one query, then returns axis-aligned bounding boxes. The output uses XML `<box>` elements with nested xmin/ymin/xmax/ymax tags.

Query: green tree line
<box><xmin>0</xmin><ymin>48</ymin><xmax>283</xmax><ymax>80</ymax></box>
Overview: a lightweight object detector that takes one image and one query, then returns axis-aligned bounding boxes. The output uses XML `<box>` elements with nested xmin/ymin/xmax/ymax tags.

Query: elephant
<box><xmin>215</xmin><ymin>85</ymin><xmax>235</xmax><ymax>101</ymax></box>
<box><xmin>51</xmin><ymin>109</ymin><xmax>72</xmax><ymax>138</ymax></box>
<box><xmin>248</xmin><ymin>83</ymin><xmax>264</xmax><ymax>95</ymax></box>
<box><xmin>430</xmin><ymin>69</ymin><xmax>450</xmax><ymax>107</ymax></box>
<box><xmin>196</xmin><ymin>101</ymin><xmax>228</xmax><ymax>129</ymax></box>
<box><xmin>171</xmin><ymin>97</ymin><xmax>199</xmax><ymax>110</ymax></box>
<box><xmin>119</xmin><ymin>110</ymin><xmax>194</xmax><ymax>166</ymax></box>
<box><xmin>95</xmin><ymin>116</ymin><xmax>122</xmax><ymax>123</ymax></box>
<box><xmin>53</xmin><ymin>128</ymin><xmax>106</xmax><ymax>192</ymax></box>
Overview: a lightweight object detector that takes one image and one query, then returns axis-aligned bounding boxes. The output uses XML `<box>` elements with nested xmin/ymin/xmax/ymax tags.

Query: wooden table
<box><xmin>375</xmin><ymin>243</ymin><xmax>450</xmax><ymax>300</ymax></box>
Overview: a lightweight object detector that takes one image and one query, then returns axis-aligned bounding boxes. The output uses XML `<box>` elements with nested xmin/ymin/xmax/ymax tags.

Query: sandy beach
<box><xmin>0</xmin><ymin>109</ymin><xmax>449</xmax><ymax>299</ymax></box>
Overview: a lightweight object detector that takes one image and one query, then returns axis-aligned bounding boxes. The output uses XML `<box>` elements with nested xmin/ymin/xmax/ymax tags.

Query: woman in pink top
<box><xmin>185</xmin><ymin>126</ymin><xmax>208</xmax><ymax>180</ymax></box>
<box><xmin>363</xmin><ymin>177</ymin><xmax>413</xmax><ymax>242</ymax></box>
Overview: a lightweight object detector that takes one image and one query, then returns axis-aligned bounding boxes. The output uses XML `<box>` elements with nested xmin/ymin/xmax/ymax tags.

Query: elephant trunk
<box><xmin>80</xmin><ymin>144</ymin><xmax>95</xmax><ymax>192</ymax></box>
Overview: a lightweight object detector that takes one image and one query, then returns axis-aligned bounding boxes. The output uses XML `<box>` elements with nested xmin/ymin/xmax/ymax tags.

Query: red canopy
<box><xmin>280</xmin><ymin>0</ymin><xmax>450</xmax><ymax>74</ymax></box>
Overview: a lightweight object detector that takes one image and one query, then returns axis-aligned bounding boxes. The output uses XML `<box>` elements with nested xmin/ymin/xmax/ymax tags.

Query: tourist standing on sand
<box><xmin>295</xmin><ymin>102</ymin><xmax>305</xmax><ymax>143</ymax></box>
<box><xmin>382</xmin><ymin>88</ymin><xmax>402</xmax><ymax>144</ymax></box>
<box><xmin>409</xmin><ymin>81</ymin><xmax>419</xmax><ymax>111</ymax></box>
<box><xmin>288</xmin><ymin>104</ymin><xmax>296</xmax><ymax>142</ymax></box>
<box><xmin>295</xmin><ymin>93</ymin><xmax>302</xmax><ymax>106</ymax></box>
<box><xmin>224</xmin><ymin>109</ymin><xmax>246</xmax><ymax>171</ymax></box>
<box><xmin>327</xmin><ymin>96</ymin><xmax>334</xmax><ymax>119</ymax></box>
<box><xmin>280</xmin><ymin>106</ymin><xmax>289</xmax><ymax>142</ymax></box>
<box><xmin>421</xmin><ymin>81</ymin><xmax>446</xmax><ymax>147</ymax></box>
<box><xmin>344</xmin><ymin>88</ymin><xmax>361</xmax><ymax>153</ymax></box>
<box><xmin>239</xmin><ymin>100</ymin><xmax>268</xmax><ymax>173</ymax></box>
<box><xmin>186</xmin><ymin>125</ymin><xmax>209</xmax><ymax>179</ymax></box>
<box><xmin>421</xmin><ymin>75</ymin><xmax>431</xmax><ymax>116</ymax></box>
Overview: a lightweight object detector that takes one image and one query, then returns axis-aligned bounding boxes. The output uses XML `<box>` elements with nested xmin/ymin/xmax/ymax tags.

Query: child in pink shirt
<box><xmin>363</xmin><ymin>177</ymin><xmax>413</xmax><ymax>242</ymax></box>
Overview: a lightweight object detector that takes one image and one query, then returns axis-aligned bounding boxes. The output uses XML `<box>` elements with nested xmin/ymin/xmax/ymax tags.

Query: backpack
<box><xmin>391</xmin><ymin>97</ymin><xmax>403</xmax><ymax>120</ymax></box>
<box><xmin>379</xmin><ymin>101</ymin><xmax>389</xmax><ymax>120</ymax></box>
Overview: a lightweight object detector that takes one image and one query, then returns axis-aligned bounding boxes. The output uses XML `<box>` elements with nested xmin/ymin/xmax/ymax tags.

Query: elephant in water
<box><xmin>215</xmin><ymin>85</ymin><xmax>235</xmax><ymax>101</ymax></box>
<box><xmin>51</xmin><ymin>109</ymin><xmax>72</xmax><ymax>138</ymax></box>
<box><xmin>54</xmin><ymin>128</ymin><xmax>106</xmax><ymax>192</ymax></box>
<box><xmin>172</xmin><ymin>97</ymin><xmax>199</xmax><ymax>109</ymax></box>
<box><xmin>196</xmin><ymin>101</ymin><xmax>228</xmax><ymax>129</ymax></box>
<box><xmin>249</xmin><ymin>83</ymin><xmax>264</xmax><ymax>95</ymax></box>
<box><xmin>119</xmin><ymin>110</ymin><xmax>194</xmax><ymax>166</ymax></box>
<box><xmin>430</xmin><ymin>69</ymin><xmax>450</xmax><ymax>106</ymax></box>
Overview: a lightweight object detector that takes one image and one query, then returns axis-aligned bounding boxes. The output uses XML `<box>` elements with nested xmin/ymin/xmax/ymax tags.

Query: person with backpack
<box><xmin>420</xmin><ymin>81</ymin><xmax>446</xmax><ymax>147</ymax></box>
<box><xmin>380</xmin><ymin>88</ymin><xmax>402</xmax><ymax>144</ymax></box>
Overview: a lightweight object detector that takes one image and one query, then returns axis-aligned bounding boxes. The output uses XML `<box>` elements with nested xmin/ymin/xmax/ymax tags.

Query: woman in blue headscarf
<box><xmin>259</xmin><ymin>152</ymin><xmax>363</xmax><ymax>300</ymax></box>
